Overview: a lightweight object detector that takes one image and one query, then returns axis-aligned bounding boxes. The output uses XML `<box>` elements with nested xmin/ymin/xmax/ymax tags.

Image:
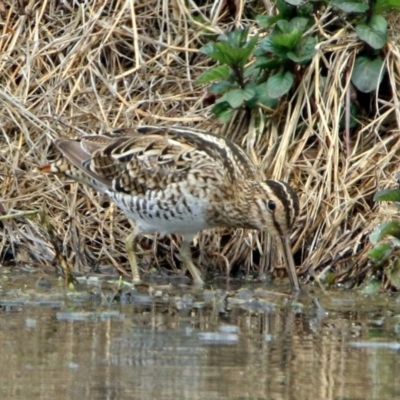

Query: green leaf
<box><xmin>243</xmin><ymin>62</ymin><xmax>260</xmax><ymax>79</ymax></box>
<box><xmin>256</xmin><ymin>14</ymin><xmax>282</xmax><ymax>28</ymax></box>
<box><xmin>367</xmin><ymin>242</ymin><xmax>393</xmax><ymax>262</ymax></box>
<box><xmin>276</xmin><ymin>0</ymin><xmax>294</xmax><ymax>18</ymax></box>
<box><xmin>212</xmin><ymin>42</ymin><xmax>240</xmax><ymax>64</ymax></box>
<box><xmin>389</xmin><ymin>259</ymin><xmax>400</xmax><ymax>289</ymax></box>
<box><xmin>266</xmin><ymin>71</ymin><xmax>294</xmax><ymax>99</ymax></box>
<box><xmin>276</xmin><ymin>20</ymin><xmax>291</xmax><ymax>33</ymax></box>
<box><xmin>373</xmin><ymin>0</ymin><xmax>400</xmax><ymax>13</ymax></box>
<box><xmin>211</xmin><ymin>102</ymin><xmax>235</xmax><ymax>123</ymax></box>
<box><xmin>246</xmin><ymin>82</ymin><xmax>279</xmax><ymax>109</ymax></box>
<box><xmin>208</xmin><ymin>81</ymin><xmax>234</xmax><ymax>94</ymax></box>
<box><xmin>200</xmin><ymin>42</ymin><xmax>216</xmax><ymax>56</ymax></box>
<box><xmin>219</xmin><ymin>29</ymin><xmax>249</xmax><ymax>48</ymax></box>
<box><xmin>297</xmin><ymin>3</ymin><xmax>314</xmax><ymax>18</ymax></box>
<box><xmin>255</xmin><ymin>56</ymin><xmax>282</xmax><ymax>70</ymax></box>
<box><xmin>351</xmin><ymin>57</ymin><xmax>385</xmax><ymax>93</ymax></box>
<box><xmin>206</xmin><ymin>51</ymin><xmax>233</xmax><ymax>64</ymax></box>
<box><xmin>259</xmin><ymin>37</ymin><xmax>280</xmax><ymax>54</ymax></box>
<box><xmin>287</xmin><ymin>36</ymin><xmax>317</xmax><ymax>63</ymax></box>
<box><xmin>217</xmin><ymin>87</ymin><xmax>256</xmax><ymax>108</ymax></box>
<box><xmin>203</xmin><ymin>38</ymin><xmax>257</xmax><ymax>67</ymax></box>
<box><xmin>240</xmin><ymin>34</ymin><xmax>259</xmax><ymax>67</ymax></box>
<box><xmin>374</xmin><ymin>188</ymin><xmax>400</xmax><ymax>202</ymax></box>
<box><xmin>369</xmin><ymin>221</ymin><xmax>400</xmax><ymax>245</ymax></box>
<box><xmin>196</xmin><ymin>65</ymin><xmax>230</xmax><ymax>84</ymax></box>
<box><xmin>201</xmin><ymin>41</ymin><xmax>248</xmax><ymax>65</ymax></box>
<box><xmin>332</xmin><ymin>0</ymin><xmax>370</xmax><ymax>13</ymax></box>
<box><xmin>200</xmin><ymin>41</ymin><xmax>234</xmax><ymax>64</ymax></box>
<box><xmin>290</xmin><ymin>17</ymin><xmax>310</xmax><ymax>32</ymax></box>
<box><xmin>271</xmin><ymin>30</ymin><xmax>302</xmax><ymax>50</ymax></box>
<box><xmin>356</xmin><ymin>15</ymin><xmax>387</xmax><ymax>49</ymax></box>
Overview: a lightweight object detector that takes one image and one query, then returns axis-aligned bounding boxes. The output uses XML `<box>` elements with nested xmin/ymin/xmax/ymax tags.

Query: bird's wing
<box><xmin>50</xmin><ymin>126</ymin><xmax>259</xmax><ymax>197</ymax></box>
<box><xmin>136</xmin><ymin>126</ymin><xmax>259</xmax><ymax>181</ymax></box>
<box><xmin>53</xmin><ymin>135</ymin><xmax>117</xmax><ymax>187</ymax></box>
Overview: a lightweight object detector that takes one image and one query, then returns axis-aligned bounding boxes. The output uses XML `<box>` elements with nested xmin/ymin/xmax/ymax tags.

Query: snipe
<box><xmin>41</xmin><ymin>126</ymin><xmax>300</xmax><ymax>291</ymax></box>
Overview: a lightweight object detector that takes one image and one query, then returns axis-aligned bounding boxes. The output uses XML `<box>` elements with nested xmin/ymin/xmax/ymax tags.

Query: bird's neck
<box><xmin>205</xmin><ymin>180</ymin><xmax>262</xmax><ymax>230</ymax></box>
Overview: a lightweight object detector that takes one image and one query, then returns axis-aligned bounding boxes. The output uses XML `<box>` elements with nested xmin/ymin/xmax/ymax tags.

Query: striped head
<box><xmin>254</xmin><ymin>180</ymin><xmax>299</xmax><ymax>237</ymax></box>
<box><xmin>253</xmin><ymin>179</ymin><xmax>300</xmax><ymax>291</ymax></box>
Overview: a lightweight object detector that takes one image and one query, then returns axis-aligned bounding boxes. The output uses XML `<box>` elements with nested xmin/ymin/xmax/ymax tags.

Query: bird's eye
<box><xmin>267</xmin><ymin>200</ymin><xmax>276</xmax><ymax>211</ymax></box>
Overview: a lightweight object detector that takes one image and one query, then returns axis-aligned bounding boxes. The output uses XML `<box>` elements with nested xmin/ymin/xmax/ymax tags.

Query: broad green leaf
<box><xmin>389</xmin><ymin>259</ymin><xmax>400</xmax><ymax>289</ymax></box>
<box><xmin>212</xmin><ymin>102</ymin><xmax>234</xmax><ymax>122</ymax></box>
<box><xmin>196</xmin><ymin>65</ymin><xmax>230</xmax><ymax>84</ymax></box>
<box><xmin>255</xmin><ymin>90</ymin><xmax>279</xmax><ymax>109</ymax></box>
<box><xmin>256</xmin><ymin>14</ymin><xmax>282</xmax><ymax>28</ymax></box>
<box><xmin>200</xmin><ymin>41</ymin><xmax>235</xmax><ymax>64</ymax></box>
<box><xmin>201</xmin><ymin>41</ymin><xmax>249</xmax><ymax>65</ymax></box>
<box><xmin>259</xmin><ymin>37</ymin><xmax>276</xmax><ymax>53</ymax></box>
<box><xmin>246</xmin><ymin>82</ymin><xmax>278</xmax><ymax>109</ymax></box>
<box><xmin>287</xmin><ymin>36</ymin><xmax>317</xmax><ymax>63</ymax></box>
<box><xmin>381</xmin><ymin>221</ymin><xmax>400</xmax><ymax>240</ymax></box>
<box><xmin>373</xmin><ymin>0</ymin><xmax>400</xmax><ymax>13</ymax></box>
<box><xmin>356</xmin><ymin>15</ymin><xmax>387</xmax><ymax>49</ymax></box>
<box><xmin>374</xmin><ymin>188</ymin><xmax>400</xmax><ymax>202</ymax></box>
<box><xmin>207</xmin><ymin>41</ymin><xmax>256</xmax><ymax>66</ymax></box>
<box><xmin>219</xmin><ymin>29</ymin><xmax>249</xmax><ymax>48</ymax></box>
<box><xmin>239</xmin><ymin>34</ymin><xmax>259</xmax><ymax>67</ymax></box>
<box><xmin>271</xmin><ymin>30</ymin><xmax>302</xmax><ymax>50</ymax></box>
<box><xmin>200</xmin><ymin>42</ymin><xmax>216</xmax><ymax>56</ymax></box>
<box><xmin>259</xmin><ymin>37</ymin><xmax>288</xmax><ymax>58</ymax></box>
<box><xmin>205</xmin><ymin>50</ymin><xmax>233</xmax><ymax>64</ymax></box>
<box><xmin>266</xmin><ymin>71</ymin><xmax>294</xmax><ymax>99</ymax></box>
<box><xmin>290</xmin><ymin>17</ymin><xmax>310</xmax><ymax>32</ymax></box>
<box><xmin>217</xmin><ymin>87</ymin><xmax>256</xmax><ymax>108</ymax></box>
<box><xmin>243</xmin><ymin>62</ymin><xmax>260</xmax><ymax>79</ymax></box>
<box><xmin>351</xmin><ymin>57</ymin><xmax>385</xmax><ymax>93</ymax></box>
<box><xmin>208</xmin><ymin>81</ymin><xmax>234</xmax><ymax>94</ymax></box>
<box><xmin>276</xmin><ymin>20</ymin><xmax>291</xmax><ymax>33</ymax></box>
<box><xmin>332</xmin><ymin>0</ymin><xmax>370</xmax><ymax>13</ymax></box>
<box><xmin>212</xmin><ymin>42</ymin><xmax>240</xmax><ymax>64</ymax></box>
<box><xmin>255</xmin><ymin>56</ymin><xmax>282</xmax><ymax>70</ymax></box>
<box><xmin>367</xmin><ymin>242</ymin><xmax>393</xmax><ymax>262</ymax></box>
<box><xmin>297</xmin><ymin>3</ymin><xmax>314</xmax><ymax>18</ymax></box>
<box><xmin>369</xmin><ymin>221</ymin><xmax>400</xmax><ymax>245</ymax></box>
<box><xmin>276</xmin><ymin>0</ymin><xmax>294</xmax><ymax>18</ymax></box>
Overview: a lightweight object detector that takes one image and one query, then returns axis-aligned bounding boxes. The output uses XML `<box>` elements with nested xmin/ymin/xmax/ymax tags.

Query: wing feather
<box><xmin>52</xmin><ymin>126</ymin><xmax>260</xmax><ymax>197</ymax></box>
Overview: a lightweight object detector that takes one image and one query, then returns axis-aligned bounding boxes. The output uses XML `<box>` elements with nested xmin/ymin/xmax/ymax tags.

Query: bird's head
<box><xmin>251</xmin><ymin>179</ymin><xmax>300</xmax><ymax>291</ymax></box>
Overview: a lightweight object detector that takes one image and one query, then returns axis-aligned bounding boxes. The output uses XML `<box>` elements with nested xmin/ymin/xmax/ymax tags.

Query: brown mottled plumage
<box><xmin>41</xmin><ymin>126</ymin><xmax>300</xmax><ymax>291</ymax></box>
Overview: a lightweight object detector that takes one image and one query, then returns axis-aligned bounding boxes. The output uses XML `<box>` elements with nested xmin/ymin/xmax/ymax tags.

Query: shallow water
<box><xmin>1</xmin><ymin>271</ymin><xmax>400</xmax><ymax>400</ymax></box>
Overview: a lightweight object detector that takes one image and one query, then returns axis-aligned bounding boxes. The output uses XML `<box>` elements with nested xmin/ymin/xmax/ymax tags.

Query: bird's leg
<box><xmin>180</xmin><ymin>235</ymin><xmax>204</xmax><ymax>285</ymax></box>
<box><xmin>125</xmin><ymin>226</ymin><xmax>142</xmax><ymax>284</ymax></box>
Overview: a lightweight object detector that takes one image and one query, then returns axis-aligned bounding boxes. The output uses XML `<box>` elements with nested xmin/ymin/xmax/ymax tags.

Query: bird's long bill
<box><xmin>280</xmin><ymin>236</ymin><xmax>300</xmax><ymax>292</ymax></box>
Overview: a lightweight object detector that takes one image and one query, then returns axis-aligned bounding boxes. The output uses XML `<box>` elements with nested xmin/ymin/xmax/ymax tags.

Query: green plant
<box><xmin>366</xmin><ymin>187</ymin><xmax>400</xmax><ymax>291</ymax></box>
<box><xmin>197</xmin><ymin>0</ymin><xmax>399</xmax><ymax>122</ymax></box>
